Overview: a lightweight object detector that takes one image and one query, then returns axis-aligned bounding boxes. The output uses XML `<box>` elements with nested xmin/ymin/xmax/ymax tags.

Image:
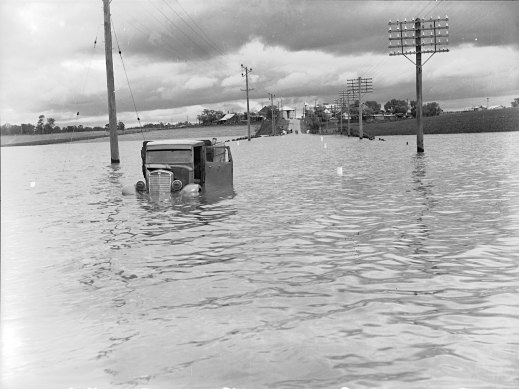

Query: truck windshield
<box><xmin>146</xmin><ymin>149</ymin><xmax>192</xmax><ymax>164</ymax></box>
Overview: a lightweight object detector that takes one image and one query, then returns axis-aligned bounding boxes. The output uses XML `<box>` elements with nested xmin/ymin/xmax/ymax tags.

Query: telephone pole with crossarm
<box><xmin>389</xmin><ymin>16</ymin><xmax>449</xmax><ymax>152</ymax></box>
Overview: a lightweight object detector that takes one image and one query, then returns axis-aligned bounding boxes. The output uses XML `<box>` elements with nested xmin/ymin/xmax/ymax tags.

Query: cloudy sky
<box><xmin>1</xmin><ymin>0</ymin><xmax>518</xmax><ymax>127</ymax></box>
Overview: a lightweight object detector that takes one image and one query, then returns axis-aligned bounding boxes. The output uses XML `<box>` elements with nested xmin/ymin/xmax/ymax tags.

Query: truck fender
<box><xmin>180</xmin><ymin>184</ymin><xmax>202</xmax><ymax>197</ymax></box>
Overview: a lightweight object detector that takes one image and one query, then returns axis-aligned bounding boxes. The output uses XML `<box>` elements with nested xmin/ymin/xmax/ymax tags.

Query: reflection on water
<box><xmin>2</xmin><ymin>132</ymin><xmax>519</xmax><ymax>388</ymax></box>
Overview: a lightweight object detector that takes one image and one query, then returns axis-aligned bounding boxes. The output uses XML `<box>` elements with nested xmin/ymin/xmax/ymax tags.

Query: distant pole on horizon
<box><xmin>268</xmin><ymin>92</ymin><xmax>275</xmax><ymax>135</ymax></box>
<box><xmin>389</xmin><ymin>16</ymin><xmax>449</xmax><ymax>152</ymax></box>
<box><xmin>241</xmin><ymin>64</ymin><xmax>253</xmax><ymax>141</ymax></box>
<box><xmin>347</xmin><ymin>77</ymin><xmax>372</xmax><ymax>139</ymax></box>
<box><xmin>102</xmin><ymin>0</ymin><xmax>120</xmax><ymax>164</ymax></box>
<box><xmin>340</xmin><ymin>90</ymin><xmax>352</xmax><ymax>136</ymax></box>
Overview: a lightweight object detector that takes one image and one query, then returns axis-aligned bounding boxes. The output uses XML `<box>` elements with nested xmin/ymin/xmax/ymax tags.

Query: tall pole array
<box><xmin>347</xmin><ymin>77</ymin><xmax>373</xmax><ymax>139</ymax></box>
<box><xmin>241</xmin><ymin>64</ymin><xmax>253</xmax><ymax>141</ymax></box>
<box><xmin>389</xmin><ymin>16</ymin><xmax>449</xmax><ymax>152</ymax></box>
<box><xmin>102</xmin><ymin>0</ymin><xmax>120</xmax><ymax>164</ymax></box>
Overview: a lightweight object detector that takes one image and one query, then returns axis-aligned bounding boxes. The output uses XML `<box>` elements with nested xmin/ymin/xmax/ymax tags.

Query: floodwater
<box><xmin>1</xmin><ymin>129</ymin><xmax>518</xmax><ymax>389</ymax></box>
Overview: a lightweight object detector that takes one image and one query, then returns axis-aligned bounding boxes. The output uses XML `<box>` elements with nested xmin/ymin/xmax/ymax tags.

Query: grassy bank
<box><xmin>343</xmin><ymin>108</ymin><xmax>519</xmax><ymax>137</ymax></box>
<box><xmin>0</xmin><ymin>125</ymin><xmax>254</xmax><ymax>147</ymax></box>
<box><xmin>0</xmin><ymin>130</ymin><xmax>110</xmax><ymax>147</ymax></box>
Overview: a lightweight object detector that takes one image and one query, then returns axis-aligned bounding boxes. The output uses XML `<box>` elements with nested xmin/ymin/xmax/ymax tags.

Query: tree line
<box><xmin>0</xmin><ymin>114</ymin><xmax>126</xmax><ymax>136</ymax></box>
<box><xmin>305</xmin><ymin>99</ymin><xmax>442</xmax><ymax>121</ymax></box>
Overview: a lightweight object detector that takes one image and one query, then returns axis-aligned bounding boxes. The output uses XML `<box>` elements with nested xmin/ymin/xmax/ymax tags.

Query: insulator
<box><xmin>438</xmin><ymin>31</ymin><xmax>442</xmax><ymax>35</ymax></box>
<box><xmin>396</xmin><ymin>19</ymin><xmax>399</xmax><ymax>23</ymax></box>
<box><xmin>446</xmin><ymin>22</ymin><xmax>449</xmax><ymax>27</ymax></box>
<box><xmin>405</xmin><ymin>25</ymin><xmax>407</xmax><ymax>30</ymax></box>
<box><xmin>404</xmin><ymin>18</ymin><xmax>407</xmax><ymax>22</ymax></box>
<box><xmin>445</xmin><ymin>15</ymin><xmax>448</xmax><ymax>21</ymax></box>
<box><xmin>389</xmin><ymin>26</ymin><xmax>392</xmax><ymax>31</ymax></box>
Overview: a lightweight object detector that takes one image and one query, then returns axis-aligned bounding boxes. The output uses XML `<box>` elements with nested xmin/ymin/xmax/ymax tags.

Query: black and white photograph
<box><xmin>1</xmin><ymin>1</ymin><xmax>518</xmax><ymax>388</ymax></box>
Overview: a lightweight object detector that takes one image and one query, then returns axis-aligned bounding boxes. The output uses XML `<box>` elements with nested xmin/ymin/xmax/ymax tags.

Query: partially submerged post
<box><xmin>102</xmin><ymin>0</ymin><xmax>120</xmax><ymax>163</ymax></box>
<box><xmin>389</xmin><ymin>16</ymin><xmax>449</xmax><ymax>152</ymax></box>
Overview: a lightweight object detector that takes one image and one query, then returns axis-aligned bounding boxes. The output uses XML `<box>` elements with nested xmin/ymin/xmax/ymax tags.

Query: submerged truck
<box><xmin>137</xmin><ymin>139</ymin><xmax>233</xmax><ymax>196</ymax></box>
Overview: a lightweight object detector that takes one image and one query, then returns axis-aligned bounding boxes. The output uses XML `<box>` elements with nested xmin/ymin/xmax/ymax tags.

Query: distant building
<box><xmin>218</xmin><ymin>113</ymin><xmax>239</xmax><ymax>125</ymax></box>
<box><xmin>280</xmin><ymin>106</ymin><xmax>295</xmax><ymax>119</ymax></box>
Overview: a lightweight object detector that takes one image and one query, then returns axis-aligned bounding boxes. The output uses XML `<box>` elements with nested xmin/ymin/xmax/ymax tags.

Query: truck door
<box><xmin>205</xmin><ymin>145</ymin><xmax>233</xmax><ymax>189</ymax></box>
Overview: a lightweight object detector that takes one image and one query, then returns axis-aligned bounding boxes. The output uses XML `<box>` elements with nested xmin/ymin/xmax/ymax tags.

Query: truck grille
<box><xmin>148</xmin><ymin>170</ymin><xmax>172</xmax><ymax>193</ymax></box>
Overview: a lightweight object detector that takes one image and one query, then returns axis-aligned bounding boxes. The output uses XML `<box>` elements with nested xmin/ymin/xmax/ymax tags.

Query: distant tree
<box><xmin>0</xmin><ymin>123</ymin><xmax>22</xmax><ymax>135</ymax></box>
<box><xmin>117</xmin><ymin>121</ymin><xmax>125</xmax><ymax>131</ymax></box>
<box><xmin>44</xmin><ymin>117</ymin><xmax>56</xmax><ymax>133</ymax></box>
<box><xmin>365</xmin><ymin>100</ymin><xmax>381</xmax><ymax>113</ymax></box>
<box><xmin>410</xmin><ymin>100</ymin><xmax>417</xmax><ymax>118</ymax></box>
<box><xmin>423</xmin><ymin>102</ymin><xmax>442</xmax><ymax>117</ymax></box>
<box><xmin>21</xmin><ymin>123</ymin><xmax>35</xmax><ymax>135</ymax></box>
<box><xmin>384</xmin><ymin>99</ymin><xmax>409</xmax><ymax>115</ymax></box>
<box><xmin>199</xmin><ymin>109</ymin><xmax>224</xmax><ymax>125</ymax></box>
<box><xmin>512</xmin><ymin>98</ymin><xmax>519</xmax><ymax>108</ymax></box>
<box><xmin>36</xmin><ymin>115</ymin><xmax>45</xmax><ymax>134</ymax></box>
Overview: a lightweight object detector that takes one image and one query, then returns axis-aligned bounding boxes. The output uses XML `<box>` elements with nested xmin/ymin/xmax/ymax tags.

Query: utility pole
<box><xmin>347</xmin><ymin>77</ymin><xmax>373</xmax><ymax>139</ymax></box>
<box><xmin>102</xmin><ymin>0</ymin><xmax>120</xmax><ymax>164</ymax></box>
<box><xmin>340</xmin><ymin>90</ymin><xmax>353</xmax><ymax>136</ymax></box>
<box><xmin>241</xmin><ymin>64</ymin><xmax>253</xmax><ymax>141</ymax></box>
<box><xmin>268</xmin><ymin>92</ymin><xmax>275</xmax><ymax>135</ymax></box>
<box><xmin>389</xmin><ymin>16</ymin><xmax>449</xmax><ymax>152</ymax></box>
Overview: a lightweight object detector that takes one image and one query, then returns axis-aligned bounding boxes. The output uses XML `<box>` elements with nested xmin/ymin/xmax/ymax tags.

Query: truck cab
<box><xmin>140</xmin><ymin>139</ymin><xmax>233</xmax><ymax>195</ymax></box>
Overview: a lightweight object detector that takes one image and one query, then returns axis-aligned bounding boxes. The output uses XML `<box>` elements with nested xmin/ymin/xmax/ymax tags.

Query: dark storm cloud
<box><xmin>111</xmin><ymin>1</ymin><xmax>518</xmax><ymax>63</ymax></box>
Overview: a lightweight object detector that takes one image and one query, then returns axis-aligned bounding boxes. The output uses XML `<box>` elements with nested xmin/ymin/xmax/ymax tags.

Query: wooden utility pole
<box><xmin>241</xmin><ymin>64</ymin><xmax>253</xmax><ymax>141</ymax></box>
<box><xmin>347</xmin><ymin>77</ymin><xmax>372</xmax><ymax>139</ymax></box>
<box><xmin>358</xmin><ymin>78</ymin><xmax>363</xmax><ymax>139</ymax></box>
<box><xmin>103</xmin><ymin>0</ymin><xmax>120</xmax><ymax>163</ymax></box>
<box><xmin>415</xmin><ymin>18</ymin><xmax>424</xmax><ymax>152</ymax></box>
<box><xmin>268</xmin><ymin>92</ymin><xmax>275</xmax><ymax>135</ymax></box>
<box><xmin>389</xmin><ymin>16</ymin><xmax>449</xmax><ymax>153</ymax></box>
<box><xmin>340</xmin><ymin>90</ymin><xmax>352</xmax><ymax>136</ymax></box>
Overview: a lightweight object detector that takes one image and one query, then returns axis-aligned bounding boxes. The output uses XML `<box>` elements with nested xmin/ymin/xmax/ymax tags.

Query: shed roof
<box><xmin>218</xmin><ymin>113</ymin><xmax>236</xmax><ymax>121</ymax></box>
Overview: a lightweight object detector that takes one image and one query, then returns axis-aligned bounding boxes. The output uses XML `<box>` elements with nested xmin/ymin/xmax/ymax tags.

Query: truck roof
<box><xmin>145</xmin><ymin>139</ymin><xmax>209</xmax><ymax>149</ymax></box>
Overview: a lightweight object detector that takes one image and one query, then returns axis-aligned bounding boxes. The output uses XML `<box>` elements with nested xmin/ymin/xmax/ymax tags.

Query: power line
<box><xmin>111</xmin><ymin>17</ymin><xmax>144</xmax><ymax>138</ymax></box>
<box><xmin>162</xmin><ymin>0</ymin><xmax>226</xmax><ymax>57</ymax></box>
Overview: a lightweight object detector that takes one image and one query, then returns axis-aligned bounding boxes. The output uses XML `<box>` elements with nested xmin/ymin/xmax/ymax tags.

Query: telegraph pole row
<box><xmin>388</xmin><ymin>16</ymin><xmax>449</xmax><ymax>152</ymax></box>
<box><xmin>241</xmin><ymin>64</ymin><xmax>253</xmax><ymax>141</ymax></box>
<box><xmin>346</xmin><ymin>77</ymin><xmax>373</xmax><ymax>139</ymax></box>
